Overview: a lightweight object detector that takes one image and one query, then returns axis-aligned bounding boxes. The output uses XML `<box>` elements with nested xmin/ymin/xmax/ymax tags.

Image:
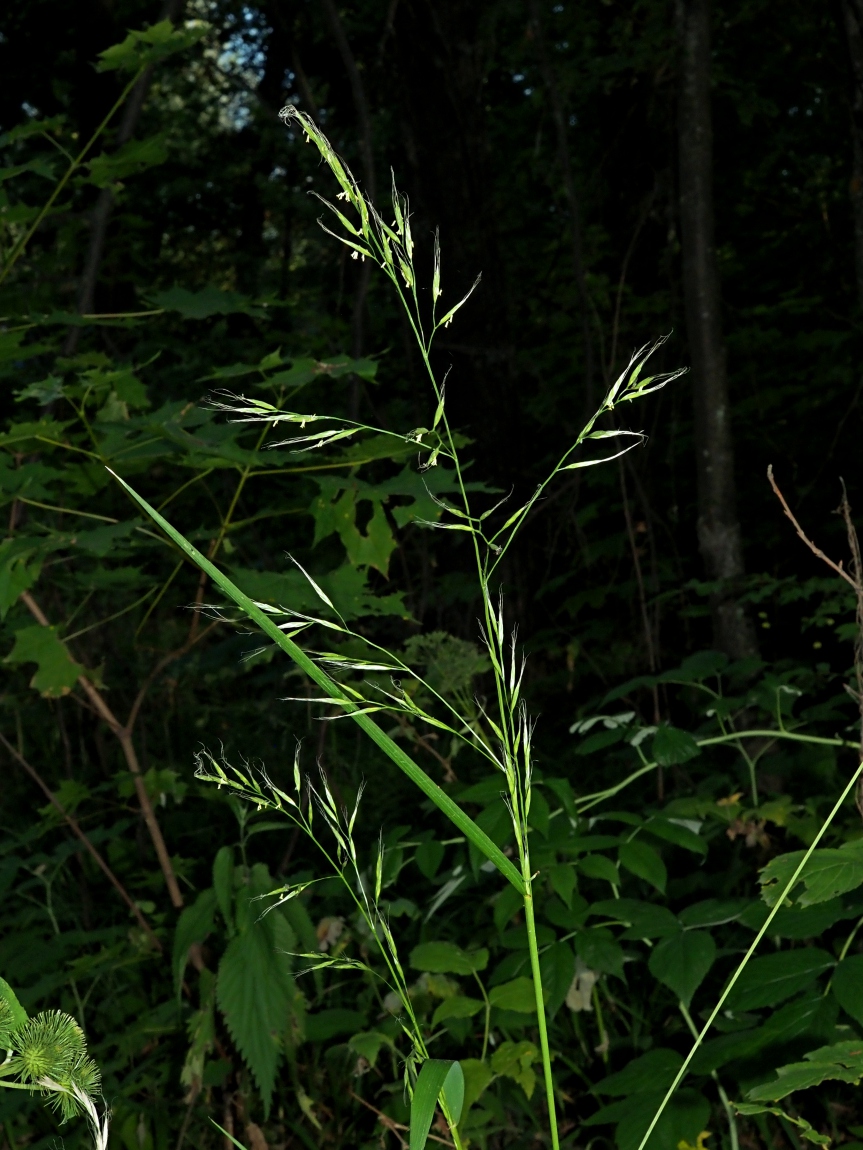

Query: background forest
<box><xmin>3</xmin><ymin>2</ymin><xmax>863</xmax><ymax>1150</ymax></box>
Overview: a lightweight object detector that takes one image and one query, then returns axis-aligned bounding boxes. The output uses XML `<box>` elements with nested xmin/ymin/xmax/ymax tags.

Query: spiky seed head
<box><xmin>13</xmin><ymin>1011</ymin><xmax>86</xmax><ymax>1083</ymax></box>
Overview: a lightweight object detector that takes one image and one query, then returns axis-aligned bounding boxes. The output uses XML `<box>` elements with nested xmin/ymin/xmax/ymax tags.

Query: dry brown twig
<box><xmin>0</xmin><ymin>729</ymin><xmax>162</xmax><ymax>950</ymax></box>
<box><xmin>19</xmin><ymin>589</ymin><xmax>219</xmax><ymax>908</ymax></box>
<box><xmin>767</xmin><ymin>466</ymin><xmax>863</xmax><ymax>777</ymax></box>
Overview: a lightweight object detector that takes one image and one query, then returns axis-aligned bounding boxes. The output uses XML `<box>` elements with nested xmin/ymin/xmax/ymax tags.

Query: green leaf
<box><xmin>303</xmin><ymin>1009</ymin><xmax>366</xmax><ymax>1042</ymax></box>
<box><xmin>311</xmin><ymin>477</ymin><xmax>396</xmax><ymax>575</ymax></box>
<box><xmin>415</xmin><ymin>840</ymin><xmax>444</xmax><ymax>879</ymax></box>
<box><xmin>648</xmin><ymin>930</ymin><xmax>715</xmax><ymax>1006</ymax></box>
<box><xmin>212</xmin><ymin>846</ymin><xmax>235</xmax><ymax>935</ymax></box>
<box><xmin>575</xmin><ymin>927</ymin><xmax>625</xmax><ymax>977</ymax></box>
<box><xmin>442</xmin><ymin>1060</ymin><xmax>464</xmax><ymax>1124</ymax></box>
<box><xmin>586</xmin><ymin>1089</ymin><xmax>711</xmax><ymax>1150</ymax></box>
<box><xmin>96</xmin><ymin>19</ymin><xmax>208</xmax><ymax>72</ymax></box>
<box><xmin>490</xmin><ymin>1040</ymin><xmax>538</xmax><ymax>1098</ymax></box>
<box><xmin>831</xmin><ymin>954</ymin><xmax>863</xmax><ymax>1026</ymax></box>
<box><xmin>432</xmin><ymin>996</ymin><xmax>485</xmax><ymax>1025</ymax></box>
<box><xmin>646</xmin><ymin>817</ymin><xmax>707</xmax><ymax>856</ymax></box>
<box><xmin>619</xmin><ymin>840</ymin><xmax>667</xmax><ymax>892</ymax></box>
<box><xmin>725</xmin><ymin>948</ymin><xmax>834</xmax><ymax>1012</ymax></box>
<box><xmin>596</xmin><ymin>1049</ymin><xmax>684</xmax><ymax>1096</ymax></box>
<box><xmin>87</xmin><ymin>136</ymin><xmax>168</xmax><ymax>187</ymax></box>
<box><xmin>746</xmin><ymin>1040</ymin><xmax>863</xmax><ymax>1102</ymax></box>
<box><xmin>216</xmin><ymin>914</ymin><xmax>296</xmax><ymax>1115</ymax></box>
<box><xmin>540</xmin><ymin>941</ymin><xmax>576</xmax><ymax>1016</ymax></box>
<box><xmin>692</xmin><ymin>992</ymin><xmax>824</xmax><ymax>1074</ymax></box>
<box><xmin>578</xmin><ymin>853</ymin><xmax>620</xmax><ymax>885</ymax></box>
<box><xmin>548</xmin><ymin>863</ymin><xmax>577</xmax><ymax>907</ymax></box>
<box><xmin>651</xmin><ymin>724</ymin><xmax>701</xmax><ymax>766</ymax></box>
<box><xmin>348</xmin><ymin>1031</ymin><xmax>390</xmax><ymax>1069</ymax></box>
<box><xmin>0</xmin><ymin>539</ymin><xmax>42</xmax><ymax>618</ymax></box>
<box><xmin>760</xmin><ymin>845</ymin><xmax>863</xmax><ymax>908</ymax></box>
<box><xmin>488</xmin><ymin>977</ymin><xmax>537</xmax><ymax>1013</ymax></box>
<box><xmin>734</xmin><ymin>1103</ymin><xmax>830</xmax><ymax>1146</ymax></box>
<box><xmin>149</xmin><ymin>284</ymin><xmax>265</xmax><ymax>319</ymax></box>
<box><xmin>5</xmin><ymin>625</ymin><xmax>82</xmax><ymax>697</ymax></box>
<box><xmin>459</xmin><ymin>1058</ymin><xmax>493</xmax><ymax>1114</ymax></box>
<box><xmin>410</xmin><ymin>1059</ymin><xmax>461</xmax><ymax>1150</ymax></box>
<box><xmin>411</xmin><ymin>941</ymin><xmax>489</xmax><ymax>976</ymax></box>
<box><xmin>0</xmin><ymin>975</ymin><xmax>28</xmax><ymax>1044</ymax></box>
<box><xmin>173</xmin><ymin>889</ymin><xmax>217</xmax><ymax>996</ymax></box>
<box><xmin>109</xmin><ymin>471</ymin><xmax>525</xmax><ymax>894</ymax></box>
<box><xmin>591</xmin><ymin>898</ymin><xmax>680</xmax><ymax>939</ymax></box>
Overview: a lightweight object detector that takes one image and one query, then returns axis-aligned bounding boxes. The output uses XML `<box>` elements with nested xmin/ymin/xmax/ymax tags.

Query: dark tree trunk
<box><xmin>676</xmin><ymin>0</ymin><xmax>757</xmax><ymax>660</ymax></box>
<box><xmin>841</xmin><ymin>0</ymin><xmax>863</xmax><ymax>310</ymax></box>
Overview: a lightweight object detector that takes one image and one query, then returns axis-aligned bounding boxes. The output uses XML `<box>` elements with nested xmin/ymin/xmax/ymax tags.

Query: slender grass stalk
<box><xmin>634</xmin><ymin>755</ymin><xmax>863</xmax><ymax>1150</ymax></box>
<box><xmin>113</xmin><ymin>107</ymin><xmax>683</xmax><ymax>1147</ymax></box>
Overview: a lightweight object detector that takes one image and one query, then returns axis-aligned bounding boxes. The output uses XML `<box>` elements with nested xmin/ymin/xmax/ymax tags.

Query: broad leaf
<box><xmin>173</xmin><ymin>888</ymin><xmax>217</xmax><ymax>995</ymax></box>
<box><xmin>490</xmin><ymin>1040</ymin><xmax>538</xmax><ymax>1098</ymax></box>
<box><xmin>760</xmin><ymin>844</ymin><xmax>863</xmax><ymax>908</ymax></box>
<box><xmin>488</xmin><ymin>977</ymin><xmax>537</xmax><ymax>1013</ymax></box>
<box><xmin>410</xmin><ymin>941</ymin><xmax>488</xmax><ymax>976</ymax></box>
<box><xmin>5</xmin><ymin>624</ymin><xmax>82</xmax><ymax>697</ymax></box>
<box><xmin>725</xmin><ymin>948</ymin><xmax>833</xmax><ymax>1012</ymax></box>
<box><xmin>831</xmin><ymin>954</ymin><xmax>863</xmax><ymax>1026</ymax></box>
<box><xmin>746</xmin><ymin>1040</ymin><xmax>863</xmax><ymax>1102</ymax></box>
<box><xmin>619</xmin><ymin>840</ymin><xmax>667</xmax><ymax>893</ymax></box>
<box><xmin>651</xmin><ymin>725</ymin><xmax>701</xmax><ymax>766</ymax></box>
<box><xmin>649</xmin><ymin>930</ymin><xmax>715</xmax><ymax>1006</ymax></box>
<box><xmin>410</xmin><ymin>1059</ymin><xmax>462</xmax><ymax>1150</ymax></box>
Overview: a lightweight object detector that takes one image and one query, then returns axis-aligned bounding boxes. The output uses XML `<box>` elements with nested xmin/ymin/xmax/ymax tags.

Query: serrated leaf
<box><xmin>0</xmin><ymin>975</ymin><xmax>28</xmax><ymax>1044</ymax></box>
<box><xmin>595</xmin><ymin>1049</ymin><xmax>683</xmax><ymax>1096</ymax></box>
<box><xmin>651</xmin><ymin>724</ymin><xmax>701</xmax><ymax>766</ymax></box>
<box><xmin>96</xmin><ymin>19</ymin><xmax>208</xmax><ymax>73</ymax></box>
<box><xmin>490</xmin><ymin>1040</ymin><xmax>538</xmax><ymax>1099</ymax></box>
<box><xmin>216</xmin><ymin>911</ymin><xmax>296</xmax><ymax>1115</ymax></box>
<box><xmin>760</xmin><ymin>845</ymin><xmax>863</xmax><ymax>908</ymax></box>
<box><xmin>746</xmin><ymin>1040</ymin><xmax>863</xmax><ymax>1102</ymax></box>
<box><xmin>648</xmin><ymin>930</ymin><xmax>715</xmax><ymax>1007</ymax></box>
<box><xmin>734</xmin><ymin>1103</ymin><xmax>830</xmax><ymax>1146</ymax></box>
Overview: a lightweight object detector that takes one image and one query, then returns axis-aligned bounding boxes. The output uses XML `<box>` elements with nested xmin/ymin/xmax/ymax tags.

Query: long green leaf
<box><xmin>108</xmin><ymin>470</ymin><xmax>524</xmax><ymax>894</ymax></box>
<box><xmin>410</xmin><ymin>1059</ymin><xmax>463</xmax><ymax>1150</ymax></box>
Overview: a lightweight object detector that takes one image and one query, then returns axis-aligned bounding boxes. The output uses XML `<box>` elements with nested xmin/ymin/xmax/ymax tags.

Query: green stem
<box><xmin>0</xmin><ymin>67</ymin><xmax>146</xmax><ymax>288</ymax></box>
<box><xmin>522</xmin><ymin>871</ymin><xmax>560</xmax><ymax>1150</ymax></box>
<box><xmin>679</xmin><ymin>1001</ymin><xmax>738</xmax><ymax>1150</ymax></box>
<box><xmin>113</xmin><ymin>469</ymin><xmax>525</xmax><ymax>893</ymax></box>
<box><xmin>634</xmin><ymin>755</ymin><xmax>863</xmax><ymax>1150</ymax></box>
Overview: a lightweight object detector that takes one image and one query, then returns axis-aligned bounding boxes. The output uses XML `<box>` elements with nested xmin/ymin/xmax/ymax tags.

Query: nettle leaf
<box><xmin>649</xmin><ymin>930</ymin><xmax>715</xmax><ymax>1006</ymax></box>
<box><xmin>5</xmin><ymin>625</ymin><xmax>82</xmax><ymax>697</ymax></box>
<box><xmin>619</xmin><ymin>840</ymin><xmax>667</xmax><ymax>893</ymax></box>
<box><xmin>216</xmin><ymin>911</ymin><xmax>296</xmax><ymax>1115</ymax></box>
<box><xmin>831</xmin><ymin>954</ymin><xmax>863</xmax><ymax>1026</ymax></box>
<box><xmin>410</xmin><ymin>941</ymin><xmax>488</xmax><ymax>976</ymax></box>
<box><xmin>725</xmin><ymin>948</ymin><xmax>833</xmax><ymax>1012</ymax></box>
<box><xmin>651</xmin><ymin>724</ymin><xmax>701</xmax><ymax>766</ymax></box>
<box><xmin>212</xmin><ymin>846</ymin><xmax>235</xmax><ymax>934</ymax></box>
<box><xmin>760</xmin><ymin>843</ymin><xmax>863</xmax><ymax>907</ymax></box>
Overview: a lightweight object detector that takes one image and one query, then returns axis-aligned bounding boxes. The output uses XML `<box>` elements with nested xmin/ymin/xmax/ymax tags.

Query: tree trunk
<box><xmin>840</xmin><ymin>0</ymin><xmax>863</xmax><ymax>311</ymax></box>
<box><xmin>676</xmin><ymin>0</ymin><xmax>757</xmax><ymax>660</ymax></box>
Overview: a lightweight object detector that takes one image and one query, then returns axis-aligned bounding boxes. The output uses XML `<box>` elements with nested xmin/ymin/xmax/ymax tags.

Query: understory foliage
<box><xmin>2</xmin><ymin>6</ymin><xmax>863</xmax><ymax>1150</ymax></box>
